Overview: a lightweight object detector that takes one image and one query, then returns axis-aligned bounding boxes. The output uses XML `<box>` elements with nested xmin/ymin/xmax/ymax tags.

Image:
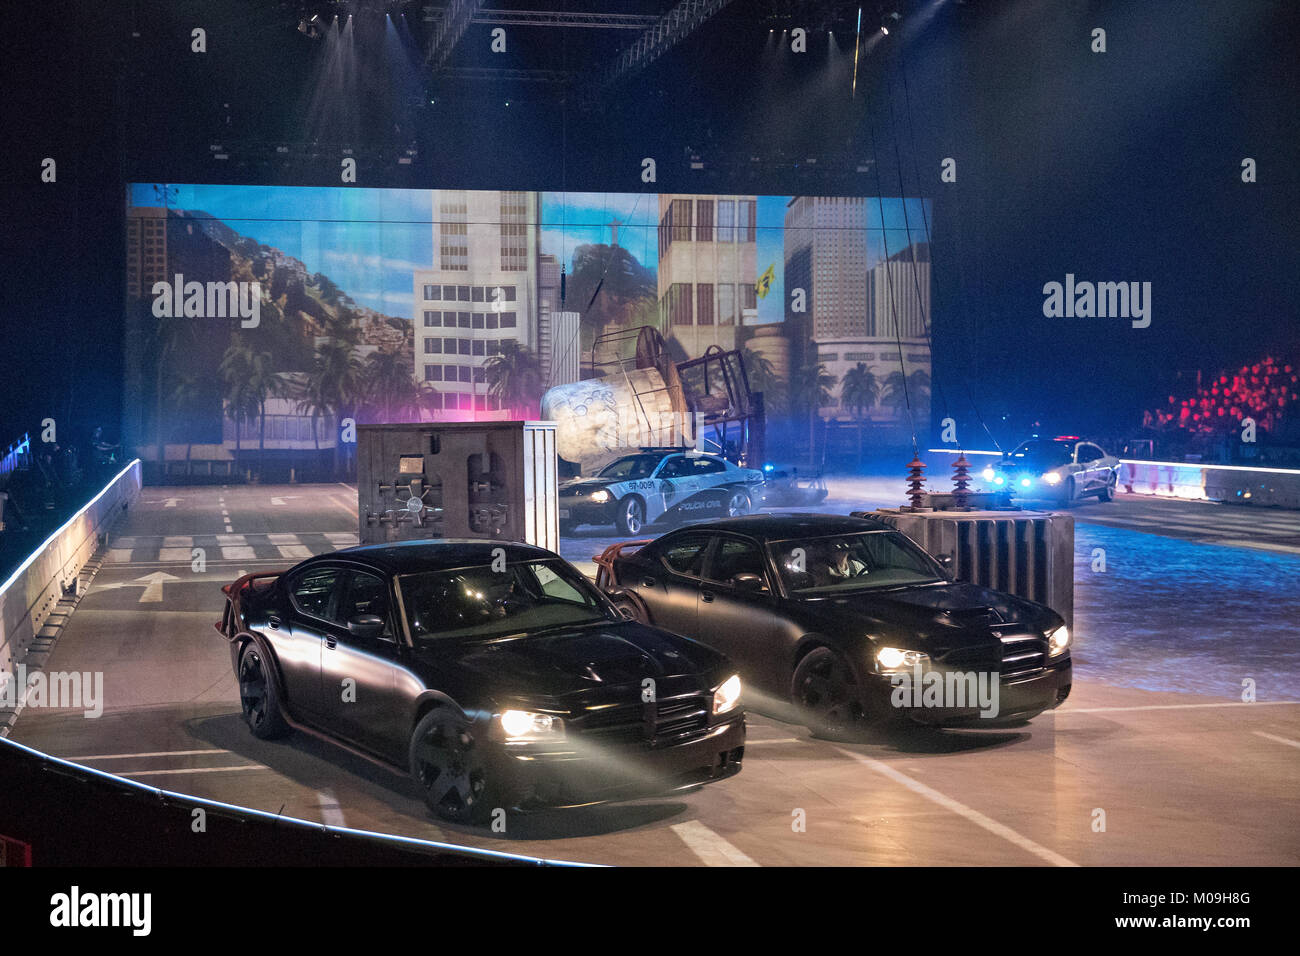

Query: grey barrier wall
<box><xmin>861</xmin><ymin>508</ymin><xmax>1075</xmax><ymax>630</ymax></box>
<box><xmin>0</xmin><ymin>460</ymin><xmax>142</xmax><ymax>685</ymax></box>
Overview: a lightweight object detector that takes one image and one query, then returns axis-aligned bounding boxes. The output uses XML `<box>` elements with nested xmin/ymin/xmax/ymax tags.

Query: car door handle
<box><xmin>324</xmin><ymin>635</ymin><xmax>337</xmax><ymax>649</ymax></box>
<box><xmin>700</xmin><ymin>591</ymin><xmax>715</xmax><ymax>603</ymax></box>
<box><xmin>641</xmin><ymin>577</ymin><xmax>656</xmax><ymax>588</ymax></box>
<box><xmin>267</xmin><ymin>616</ymin><xmax>281</xmax><ymax>629</ymax></box>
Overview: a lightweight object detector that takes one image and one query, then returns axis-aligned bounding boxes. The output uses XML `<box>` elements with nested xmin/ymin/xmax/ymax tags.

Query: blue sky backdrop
<box><xmin>130</xmin><ymin>185</ymin><xmax>929</xmax><ymax>325</ymax></box>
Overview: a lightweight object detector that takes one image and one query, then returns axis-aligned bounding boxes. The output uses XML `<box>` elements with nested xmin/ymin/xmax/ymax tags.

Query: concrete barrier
<box><xmin>0</xmin><ymin>461</ymin><xmax>142</xmax><ymax>681</ymax></box>
<box><xmin>1120</xmin><ymin>459</ymin><xmax>1300</xmax><ymax>508</ymax></box>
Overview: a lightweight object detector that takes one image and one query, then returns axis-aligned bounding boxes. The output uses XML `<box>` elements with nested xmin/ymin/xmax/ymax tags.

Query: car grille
<box><xmin>576</xmin><ymin>692</ymin><xmax>711</xmax><ymax>745</ymax></box>
<box><xmin>999</xmin><ymin>636</ymin><xmax>1046</xmax><ymax>680</ymax></box>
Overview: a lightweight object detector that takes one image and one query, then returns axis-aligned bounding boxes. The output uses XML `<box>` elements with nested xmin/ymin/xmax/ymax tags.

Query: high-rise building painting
<box><xmin>411</xmin><ymin>190</ymin><xmax>540</xmax><ymax>414</ymax></box>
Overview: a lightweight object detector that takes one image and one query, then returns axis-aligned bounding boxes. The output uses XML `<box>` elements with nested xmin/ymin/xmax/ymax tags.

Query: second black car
<box><xmin>597</xmin><ymin>514</ymin><xmax>1072</xmax><ymax>736</ymax></box>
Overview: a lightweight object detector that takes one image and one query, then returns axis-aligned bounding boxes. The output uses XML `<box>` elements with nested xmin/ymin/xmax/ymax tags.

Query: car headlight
<box><xmin>589</xmin><ymin>489</ymin><xmax>610</xmax><ymax>503</ymax></box>
<box><xmin>1019</xmin><ymin>477</ymin><xmax>1032</xmax><ymax>488</ymax></box>
<box><xmin>1042</xmin><ymin>472</ymin><xmax>1062</xmax><ymax>485</ymax></box>
<box><xmin>875</xmin><ymin>646</ymin><xmax>929</xmax><ymax>672</ymax></box>
<box><xmin>981</xmin><ymin>466</ymin><xmax>995</xmax><ymax>481</ymax></box>
<box><xmin>1046</xmin><ymin>624</ymin><xmax>1070</xmax><ymax>657</ymax></box>
<box><xmin>712</xmin><ymin>674</ymin><xmax>742</xmax><ymax>715</ymax></box>
<box><xmin>498</xmin><ymin>710</ymin><xmax>566</xmax><ymax>739</ymax></box>
<box><xmin>993</xmin><ymin>475</ymin><xmax>1005</xmax><ymax>486</ymax></box>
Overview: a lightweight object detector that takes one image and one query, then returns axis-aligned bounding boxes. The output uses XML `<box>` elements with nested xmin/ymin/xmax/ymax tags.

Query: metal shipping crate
<box><xmin>357</xmin><ymin>422</ymin><xmax>559</xmax><ymax>552</ymax></box>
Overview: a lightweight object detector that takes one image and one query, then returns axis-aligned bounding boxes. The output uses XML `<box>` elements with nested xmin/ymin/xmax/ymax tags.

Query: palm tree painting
<box><xmin>484</xmin><ymin>343</ymin><xmax>544</xmax><ymax>417</ymax></box>
<box><xmin>790</xmin><ymin>360</ymin><xmax>838</xmax><ymax>467</ymax></box>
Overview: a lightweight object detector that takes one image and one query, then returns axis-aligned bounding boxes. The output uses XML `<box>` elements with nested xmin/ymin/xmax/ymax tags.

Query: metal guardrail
<box><xmin>0</xmin><ymin>433</ymin><xmax>30</xmax><ymax>483</ymax></box>
<box><xmin>0</xmin><ymin>460</ymin><xmax>142</xmax><ymax>690</ymax></box>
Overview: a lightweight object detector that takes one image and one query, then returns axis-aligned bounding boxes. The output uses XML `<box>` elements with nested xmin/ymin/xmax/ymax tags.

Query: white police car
<box><xmin>558</xmin><ymin>449</ymin><xmax>765</xmax><ymax>535</ymax></box>
<box><xmin>984</xmin><ymin>436</ymin><xmax>1121</xmax><ymax>504</ymax></box>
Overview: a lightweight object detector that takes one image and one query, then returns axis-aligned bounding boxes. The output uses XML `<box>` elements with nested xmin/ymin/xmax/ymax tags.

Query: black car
<box><xmin>216</xmin><ymin>540</ymin><xmax>745</xmax><ymax>823</ymax></box>
<box><xmin>596</xmin><ymin>514</ymin><xmax>1072</xmax><ymax>736</ymax></box>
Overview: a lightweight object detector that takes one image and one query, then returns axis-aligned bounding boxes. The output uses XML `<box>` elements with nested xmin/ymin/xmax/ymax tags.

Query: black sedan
<box><xmin>596</xmin><ymin>514</ymin><xmax>1072</xmax><ymax>737</ymax></box>
<box><xmin>216</xmin><ymin>540</ymin><xmax>745</xmax><ymax>823</ymax></box>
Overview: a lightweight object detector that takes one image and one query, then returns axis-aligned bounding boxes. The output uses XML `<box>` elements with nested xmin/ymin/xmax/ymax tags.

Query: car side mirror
<box><xmin>348</xmin><ymin>614</ymin><xmax>386</xmax><ymax>639</ymax></box>
<box><xmin>731</xmin><ymin>573</ymin><xmax>766</xmax><ymax>592</ymax></box>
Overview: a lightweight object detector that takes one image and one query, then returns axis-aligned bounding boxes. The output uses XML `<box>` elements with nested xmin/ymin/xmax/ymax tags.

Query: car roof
<box><xmin>668</xmin><ymin>513</ymin><xmax>893</xmax><ymax>540</ymax></box>
<box><xmin>297</xmin><ymin>538</ymin><xmax>557</xmax><ymax>576</ymax></box>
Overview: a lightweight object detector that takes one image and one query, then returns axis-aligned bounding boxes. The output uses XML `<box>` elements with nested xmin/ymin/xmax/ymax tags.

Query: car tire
<box><xmin>615</xmin><ymin>495</ymin><xmax>645</xmax><ymax>535</ymax></box>
<box><xmin>791</xmin><ymin>647</ymin><xmax>865</xmax><ymax>740</ymax></box>
<box><xmin>409</xmin><ymin>709</ymin><xmax>501</xmax><ymax>825</ymax></box>
<box><xmin>1098</xmin><ymin>473</ymin><xmax>1116</xmax><ymax>502</ymax></box>
<box><xmin>614</xmin><ymin>591</ymin><xmax>651</xmax><ymax>624</ymax></box>
<box><xmin>726</xmin><ymin>489</ymin><xmax>751</xmax><ymax>518</ymax></box>
<box><xmin>237</xmin><ymin>642</ymin><xmax>289</xmax><ymax>740</ymax></box>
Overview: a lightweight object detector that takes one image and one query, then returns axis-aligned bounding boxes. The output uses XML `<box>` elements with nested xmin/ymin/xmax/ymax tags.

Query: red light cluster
<box><xmin>1143</xmin><ymin>356</ymin><xmax>1297</xmax><ymax>435</ymax></box>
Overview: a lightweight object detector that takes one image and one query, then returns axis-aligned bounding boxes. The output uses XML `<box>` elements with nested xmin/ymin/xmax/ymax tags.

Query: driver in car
<box><xmin>824</xmin><ymin>540</ymin><xmax>870</xmax><ymax>582</ymax></box>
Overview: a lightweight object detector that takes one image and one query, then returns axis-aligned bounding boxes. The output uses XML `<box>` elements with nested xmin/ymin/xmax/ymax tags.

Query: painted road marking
<box><xmin>221</xmin><ymin>546</ymin><xmax>257</xmax><ymax>561</ymax></box>
<box><xmin>670</xmin><ymin>821</ymin><xmax>760</xmax><ymax>867</ymax></box>
<box><xmin>1252</xmin><ymin>731</ymin><xmax>1300</xmax><ymax>750</ymax></box>
<box><xmin>118</xmin><ymin>765</ymin><xmax>268</xmax><ymax>778</ymax></box>
<box><xmin>1060</xmin><ymin>700</ymin><xmax>1300</xmax><ymax>714</ymax></box>
<box><xmin>63</xmin><ymin>749</ymin><xmax>233</xmax><ymax>761</ymax></box>
<box><xmin>318</xmin><ymin>789</ymin><xmax>347</xmax><ymax>827</ymax></box>
<box><xmin>276</xmin><ymin>545</ymin><xmax>314</xmax><ymax>559</ymax></box>
<box><xmin>834</xmin><ymin>747</ymin><xmax>1079</xmax><ymax>867</ymax></box>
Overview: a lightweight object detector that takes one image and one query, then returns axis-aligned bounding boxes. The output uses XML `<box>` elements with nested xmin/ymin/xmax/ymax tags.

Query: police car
<box><xmin>983</xmin><ymin>436</ymin><xmax>1121</xmax><ymax>504</ymax></box>
<box><xmin>558</xmin><ymin>449</ymin><xmax>766</xmax><ymax>535</ymax></box>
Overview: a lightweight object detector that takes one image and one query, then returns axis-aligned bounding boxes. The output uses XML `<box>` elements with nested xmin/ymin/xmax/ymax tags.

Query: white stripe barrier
<box><xmin>0</xmin><ymin>461</ymin><xmax>142</xmax><ymax>680</ymax></box>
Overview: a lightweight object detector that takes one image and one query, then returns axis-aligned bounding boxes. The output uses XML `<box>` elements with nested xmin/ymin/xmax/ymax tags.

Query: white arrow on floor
<box><xmin>96</xmin><ymin>572</ymin><xmax>182</xmax><ymax>603</ymax></box>
<box><xmin>136</xmin><ymin>571</ymin><xmax>180</xmax><ymax>602</ymax></box>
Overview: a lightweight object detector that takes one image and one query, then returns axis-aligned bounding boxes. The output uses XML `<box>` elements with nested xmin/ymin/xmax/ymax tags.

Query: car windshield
<box><xmin>597</xmin><ymin>455</ymin><xmax>661</xmax><ymax>481</ymax></box>
<box><xmin>770</xmin><ymin>532</ymin><xmax>945</xmax><ymax>594</ymax></box>
<box><xmin>1005</xmin><ymin>440</ymin><xmax>1073</xmax><ymax>469</ymax></box>
<box><xmin>398</xmin><ymin>559</ymin><xmax>611</xmax><ymax>642</ymax></box>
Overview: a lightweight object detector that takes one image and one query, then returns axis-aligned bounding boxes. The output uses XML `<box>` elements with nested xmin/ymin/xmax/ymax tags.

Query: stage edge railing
<box><xmin>0</xmin><ymin>459</ymin><xmax>142</xmax><ymax>692</ymax></box>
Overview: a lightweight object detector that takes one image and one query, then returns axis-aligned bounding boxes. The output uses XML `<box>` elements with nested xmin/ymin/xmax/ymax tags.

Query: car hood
<box><xmin>414</xmin><ymin>620</ymin><xmax>728</xmax><ymax>700</ymax></box>
<box><xmin>801</xmin><ymin>581</ymin><xmax>1060</xmax><ymax>649</ymax></box>
<box><xmin>559</xmin><ymin>476</ymin><xmax>618</xmax><ymax>494</ymax></box>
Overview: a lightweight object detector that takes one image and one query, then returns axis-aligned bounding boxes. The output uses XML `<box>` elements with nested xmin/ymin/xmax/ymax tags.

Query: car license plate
<box><xmin>558</xmin><ymin>508</ymin><xmax>570</xmax><ymax>518</ymax></box>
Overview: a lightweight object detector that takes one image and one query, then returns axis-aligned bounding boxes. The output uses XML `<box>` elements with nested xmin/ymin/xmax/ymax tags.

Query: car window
<box><xmin>1076</xmin><ymin>444</ymin><xmax>1101</xmax><ymax>463</ymax></box>
<box><xmin>290</xmin><ymin>566</ymin><xmax>344</xmax><ymax>621</ymax></box>
<box><xmin>341</xmin><ymin>571</ymin><xmax>394</xmax><ymax>640</ymax></box>
<box><xmin>597</xmin><ymin>454</ymin><xmax>660</xmax><ymax>481</ymax></box>
<box><xmin>706</xmin><ymin>538</ymin><xmax>769</xmax><ymax>592</ymax></box>
<box><xmin>657</xmin><ymin>456</ymin><xmax>686</xmax><ymax>479</ymax></box>
<box><xmin>690</xmin><ymin>457</ymin><xmax>726</xmax><ymax>475</ymax></box>
<box><xmin>399</xmin><ymin>560</ymin><xmax>609</xmax><ymax>643</ymax></box>
<box><xmin>659</xmin><ymin>534</ymin><xmax>710</xmax><ymax>576</ymax></box>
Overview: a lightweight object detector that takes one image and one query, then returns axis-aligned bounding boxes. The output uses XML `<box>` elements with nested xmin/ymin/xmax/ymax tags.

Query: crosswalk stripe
<box><xmin>670</xmin><ymin>821</ymin><xmax>760</xmax><ymax>867</ymax></box>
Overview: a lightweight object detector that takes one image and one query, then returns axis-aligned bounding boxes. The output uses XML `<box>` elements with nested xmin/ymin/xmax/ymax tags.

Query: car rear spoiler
<box><xmin>215</xmin><ymin>571</ymin><xmax>285</xmax><ymax>638</ymax></box>
<box><xmin>592</xmin><ymin>540</ymin><xmax>652</xmax><ymax>591</ymax></box>
<box><xmin>220</xmin><ymin>570</ymin><xmax>284</xmax><ymax>598</ymax></box>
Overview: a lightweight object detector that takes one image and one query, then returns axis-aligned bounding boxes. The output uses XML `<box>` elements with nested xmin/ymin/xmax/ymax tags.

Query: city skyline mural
<box><xmin>123</xmin><ymin>183</ymin><xmax>932</xmax><ymax>479</ymax></box>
